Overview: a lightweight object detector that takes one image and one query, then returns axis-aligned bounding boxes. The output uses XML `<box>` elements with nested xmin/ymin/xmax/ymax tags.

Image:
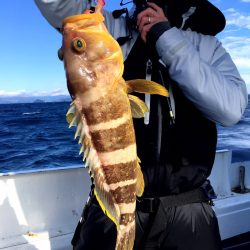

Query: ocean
<box><xmin>0</xmin><ymin>100</ymin><xmax>250</xmax><ymax>174</ymax></box>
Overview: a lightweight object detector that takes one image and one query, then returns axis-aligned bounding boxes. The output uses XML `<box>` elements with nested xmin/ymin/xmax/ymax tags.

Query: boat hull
<box><xmin>0</xmin><ymin>150</ymin><xmax>250</xmax><ymax>249</ymax></box>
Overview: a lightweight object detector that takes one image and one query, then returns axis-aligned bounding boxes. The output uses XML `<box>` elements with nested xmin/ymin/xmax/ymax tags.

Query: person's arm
<box><xmin>34</xmin><ymin>0</ymin><xmax>128</xmax><ymax>39</ymax></box>
<box><xmin>154</xmin><ymin>27</ymin><xmax>248</xmax><ymax>127</ymax></box>
<box><xmin>137</xmin><ymin>2</ymin><xmax>247</xmax><ymax>127</ymax></box>
<box><xmin>34</xmin><ymin>0</ymin><xmax>94</xmax><ymax>29</ymax></box>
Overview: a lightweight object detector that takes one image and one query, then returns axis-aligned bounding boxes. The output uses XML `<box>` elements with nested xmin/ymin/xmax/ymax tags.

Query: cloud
<box><xmin>224</xmin><ymin>8</ymin><xmax>250</xmax><ymax>29</ymax></box>
<box><xmin>220</xmin><ymin>35</ymin><xmax>250</xmax><ymax>90</ymax></box>
<box><xmin>0</xmin><ymin>90</ymin><xmax>28</xmax><ymax>97</ymax></box>
<box><xmin>0</xmin><ymin>88</ymin><xmax>68</xmax><ymax>97</ymax></box>
<box><xmin>233</xmin><ymin>58</ymin><xmax>250</xmax><ymax>69</ymax></box>
<box><xmin>220</xmin><ymin>36</ymin><xmax>250</xmax><ymax>63</ymax></box>
<box><xmin>241</xmin><ymin>74</ymin><xmax>250</xmax><ymax>93</ymax></box>
<box><xmin>241</xmin><ymin>74</ymin><xmax>250</xmax><ymax>84</ymax></box>
<box><xmin>240</xmin><ymin>0</ymin><xmax>250</xmax><ymax>2</ymax></box>
<box><xmin>32</xmin><ymin>88</ymin><xmax>69</xmax><ymax>97</ymax></box>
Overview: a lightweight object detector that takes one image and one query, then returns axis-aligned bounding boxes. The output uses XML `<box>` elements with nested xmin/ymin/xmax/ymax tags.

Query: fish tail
<box><xmin>115</xmin><ymin>222</ymin><xmax>135</xmax><ymax>250</ymax></box>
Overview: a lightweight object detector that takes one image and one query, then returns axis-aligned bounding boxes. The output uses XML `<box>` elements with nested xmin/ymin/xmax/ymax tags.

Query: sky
<box><xmin>0</xmin><ymin>0</ymin><xmax>249</xmax><ymax>97</ymax></box>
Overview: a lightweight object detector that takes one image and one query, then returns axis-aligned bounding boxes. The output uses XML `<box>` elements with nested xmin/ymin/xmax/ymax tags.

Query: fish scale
<box><xmin>60</xmin><ymin>1</ymin><xmax>168</xmax><ymax>249</ymax></box>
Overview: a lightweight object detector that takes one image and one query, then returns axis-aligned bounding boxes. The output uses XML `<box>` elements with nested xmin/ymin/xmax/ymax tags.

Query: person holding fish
<box><xmin>35</xmin><ymin>0</ymin><xmax>248</xmax><ymax>249</ymax></box>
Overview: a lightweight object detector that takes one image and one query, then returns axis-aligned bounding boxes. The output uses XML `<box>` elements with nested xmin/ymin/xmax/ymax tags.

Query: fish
<box><xmin>58</xmin><ymin>1</ymin><xmax>168</xmax><ymax>249</ymax></box>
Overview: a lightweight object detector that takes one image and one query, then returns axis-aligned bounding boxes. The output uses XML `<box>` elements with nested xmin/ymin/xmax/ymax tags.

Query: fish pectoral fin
<box><xmin>136</xmin><ymin>157</ymin><xmax>144</xmax><ymax>197</ymax></box>
<box><xmin>126</xmin><ymin>79</ymin><xmax>169</xmax><ymax>97</ymax></box>
<box><xmin>128</xmin><ymin>94</ymin><xmax>148</xmax><ymax>118</ymax></box>
<box><xmin>66</xmin><ymin>102</ymin><xmax>77</xmax><ymax>127</ymax></box>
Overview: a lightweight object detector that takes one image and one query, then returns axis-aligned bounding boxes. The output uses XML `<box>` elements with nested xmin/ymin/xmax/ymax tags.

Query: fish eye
<box><xmin>58</xmin><ymin>48</ymin><xmax>64</xmax><ymax>61</ymax></box>
<box><xmin>72</xmin><ymin>38</ymin><xmax>86</xmax><ymax>53</ymax></box>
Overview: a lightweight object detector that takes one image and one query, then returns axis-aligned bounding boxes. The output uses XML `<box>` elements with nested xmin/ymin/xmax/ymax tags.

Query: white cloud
<box><xmin>241</xmin><ymin>74</ymin><xmax>250</xmax><ymax>93</ymax></box>
<box><xmin>246</xmin><ymin>84</ymin><xmax>250</xmax><ymax>93</ymax></box>
<box><xmin>241</xmin><ymin>0</ymin><xmax>250</xmax><ymax>3</ymax></box>
<box><xmin>224</xmin><ymin>8</ymin><xmax>250</xmax><ymax>29</ymax></box>
<box><xmin>0</xmin><ymin>90</ymin><xmax>28</xmax><ymax>97</ymax></box>
<box><xmin>50</xmin><ymin>88</ymin><xmax>68</xmax><ymax>96</ymax></box>
<box><xmin>221</xmin><ymin>36</ymin><xmax>250</xmax><ymax>64</ymax></box>
<box><xmin>0</xmin><ymin>88</ymin><xmax>68</xmax><ymax>97</ymax></box>
<box><xmin>220</xmin><ymin>35</ymin><xmax>250</xmax><ymax>90</ymax></box>
<box><xmin>233</xmin><ymin>58</ymin><xmax>250</xmax><ymax>69</ymax></box>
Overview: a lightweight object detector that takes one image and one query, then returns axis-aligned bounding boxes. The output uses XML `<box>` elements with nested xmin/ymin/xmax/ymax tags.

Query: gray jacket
<box><xmin>34</xmin><ymin>0</ymin><xmax>248</xmax><ymax>126</ymax></box>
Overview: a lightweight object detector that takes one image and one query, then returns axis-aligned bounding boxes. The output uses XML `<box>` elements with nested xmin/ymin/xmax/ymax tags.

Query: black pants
<box><xmin>72</xmin><ymin>201</ymin><xmax>222</xmax><ymax>250</ymax></box>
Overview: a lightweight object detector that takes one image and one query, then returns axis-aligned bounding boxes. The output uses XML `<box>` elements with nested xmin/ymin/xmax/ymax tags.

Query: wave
<box><xmin>0</xmin><ymin>101</ymin><xmax>249</xmax><ymax>173</ymax></box>
<box><xmin>22</xmin><ymin>112</ymin><xmax>41</xmax><ymax>115</ymax></box>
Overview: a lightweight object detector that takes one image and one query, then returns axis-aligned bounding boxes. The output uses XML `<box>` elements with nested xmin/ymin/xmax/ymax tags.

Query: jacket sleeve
<box><xmin>33</xmin><ymin>0</ymin><xmax>128</xmax><ymax>37</ymax></box>
<box><xmin>156</xmin><ymin>27</ymin><xmax>248</xmax><ymax>127</ymax></box>
<box><xmin>34</xmin><ymin>0</ymin><xmax>95</xmax><ymax>29</ymax></box>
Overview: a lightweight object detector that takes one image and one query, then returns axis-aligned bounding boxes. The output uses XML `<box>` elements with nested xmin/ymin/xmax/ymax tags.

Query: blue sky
<box><xmin>0</xmin><ymin>0</ymin><xmax>249</xmax><ymax>97</ymax></box>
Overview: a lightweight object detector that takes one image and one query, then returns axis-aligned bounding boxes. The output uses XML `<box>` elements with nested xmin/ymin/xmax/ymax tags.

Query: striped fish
<box><xmin>58</xmin><ymin>1</ymin><xmax>168</xmax><ymax>249</ymax></box>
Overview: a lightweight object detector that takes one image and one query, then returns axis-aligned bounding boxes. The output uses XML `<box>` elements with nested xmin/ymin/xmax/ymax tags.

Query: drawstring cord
<box><xmin>144</xmin><ymin>59</ymin><xmax>152</xmax><ymax>125</ymax></box>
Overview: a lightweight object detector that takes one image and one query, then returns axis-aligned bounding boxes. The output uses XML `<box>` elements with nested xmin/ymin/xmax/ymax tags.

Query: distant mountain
<box><xmin>0</xmin><ymin>95</ymin><xmax>71</xmax><ymax>104</ymax></box>
<box><xmin>33</xmin><ymin>99</ymin><xmax>45</xmax><ymax>103</ymax></box>
<box><xmin>1</xmin><ymin>94</ymin><xmax>249</xmax><ymax>105</ymax></box>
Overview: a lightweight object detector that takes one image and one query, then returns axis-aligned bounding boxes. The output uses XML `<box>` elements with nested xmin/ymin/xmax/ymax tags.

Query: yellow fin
<box><xmin>136</xmin><ymin>157</ymin><xmax>144</xmax><ymax>197</ymax></box>
<box><xmin>126</xmin><ymin>79</ymin><xmax>169</xmax><ymax>97</ymax></box>
<box><xmin>66</xmin><ymin>102</ymin><xmax>76</xmax><ymax>125</ymax></box>
<box><xmin>93</xmin><ymin>170</ymin><xmax>120</xmax><ymax>228</ymax></box>
<box><xmin>128</xmin><ymin>94</ymin><xmax>148</xmax><ymax>118</ymax></box>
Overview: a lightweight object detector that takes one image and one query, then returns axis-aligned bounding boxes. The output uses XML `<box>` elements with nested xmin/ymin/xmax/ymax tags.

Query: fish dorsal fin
<box><xmin>136</xmin><ymin>157</ymin><xmax>144</xmax><ymax>197</ymax></box>
<box><xmin>126</xmin><ymin>79</ymin><xmax>169</xmax><ymax>97</ymax></box>
<box><xmin>128</xmin><ymin>94</ymin><xmax>148</xmax><ymax>118</ymax></box>
<box><xmin>66</xmin><ymin>101</ymin><xmax>98</xmax><ymax>170</ymax></box>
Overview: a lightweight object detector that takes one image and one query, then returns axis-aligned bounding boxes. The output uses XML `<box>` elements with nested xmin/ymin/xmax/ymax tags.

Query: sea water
<box><xmin>0</xmin><ymin>100</ymin><xmax>250</xmax><ymax>173</ymax></box>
